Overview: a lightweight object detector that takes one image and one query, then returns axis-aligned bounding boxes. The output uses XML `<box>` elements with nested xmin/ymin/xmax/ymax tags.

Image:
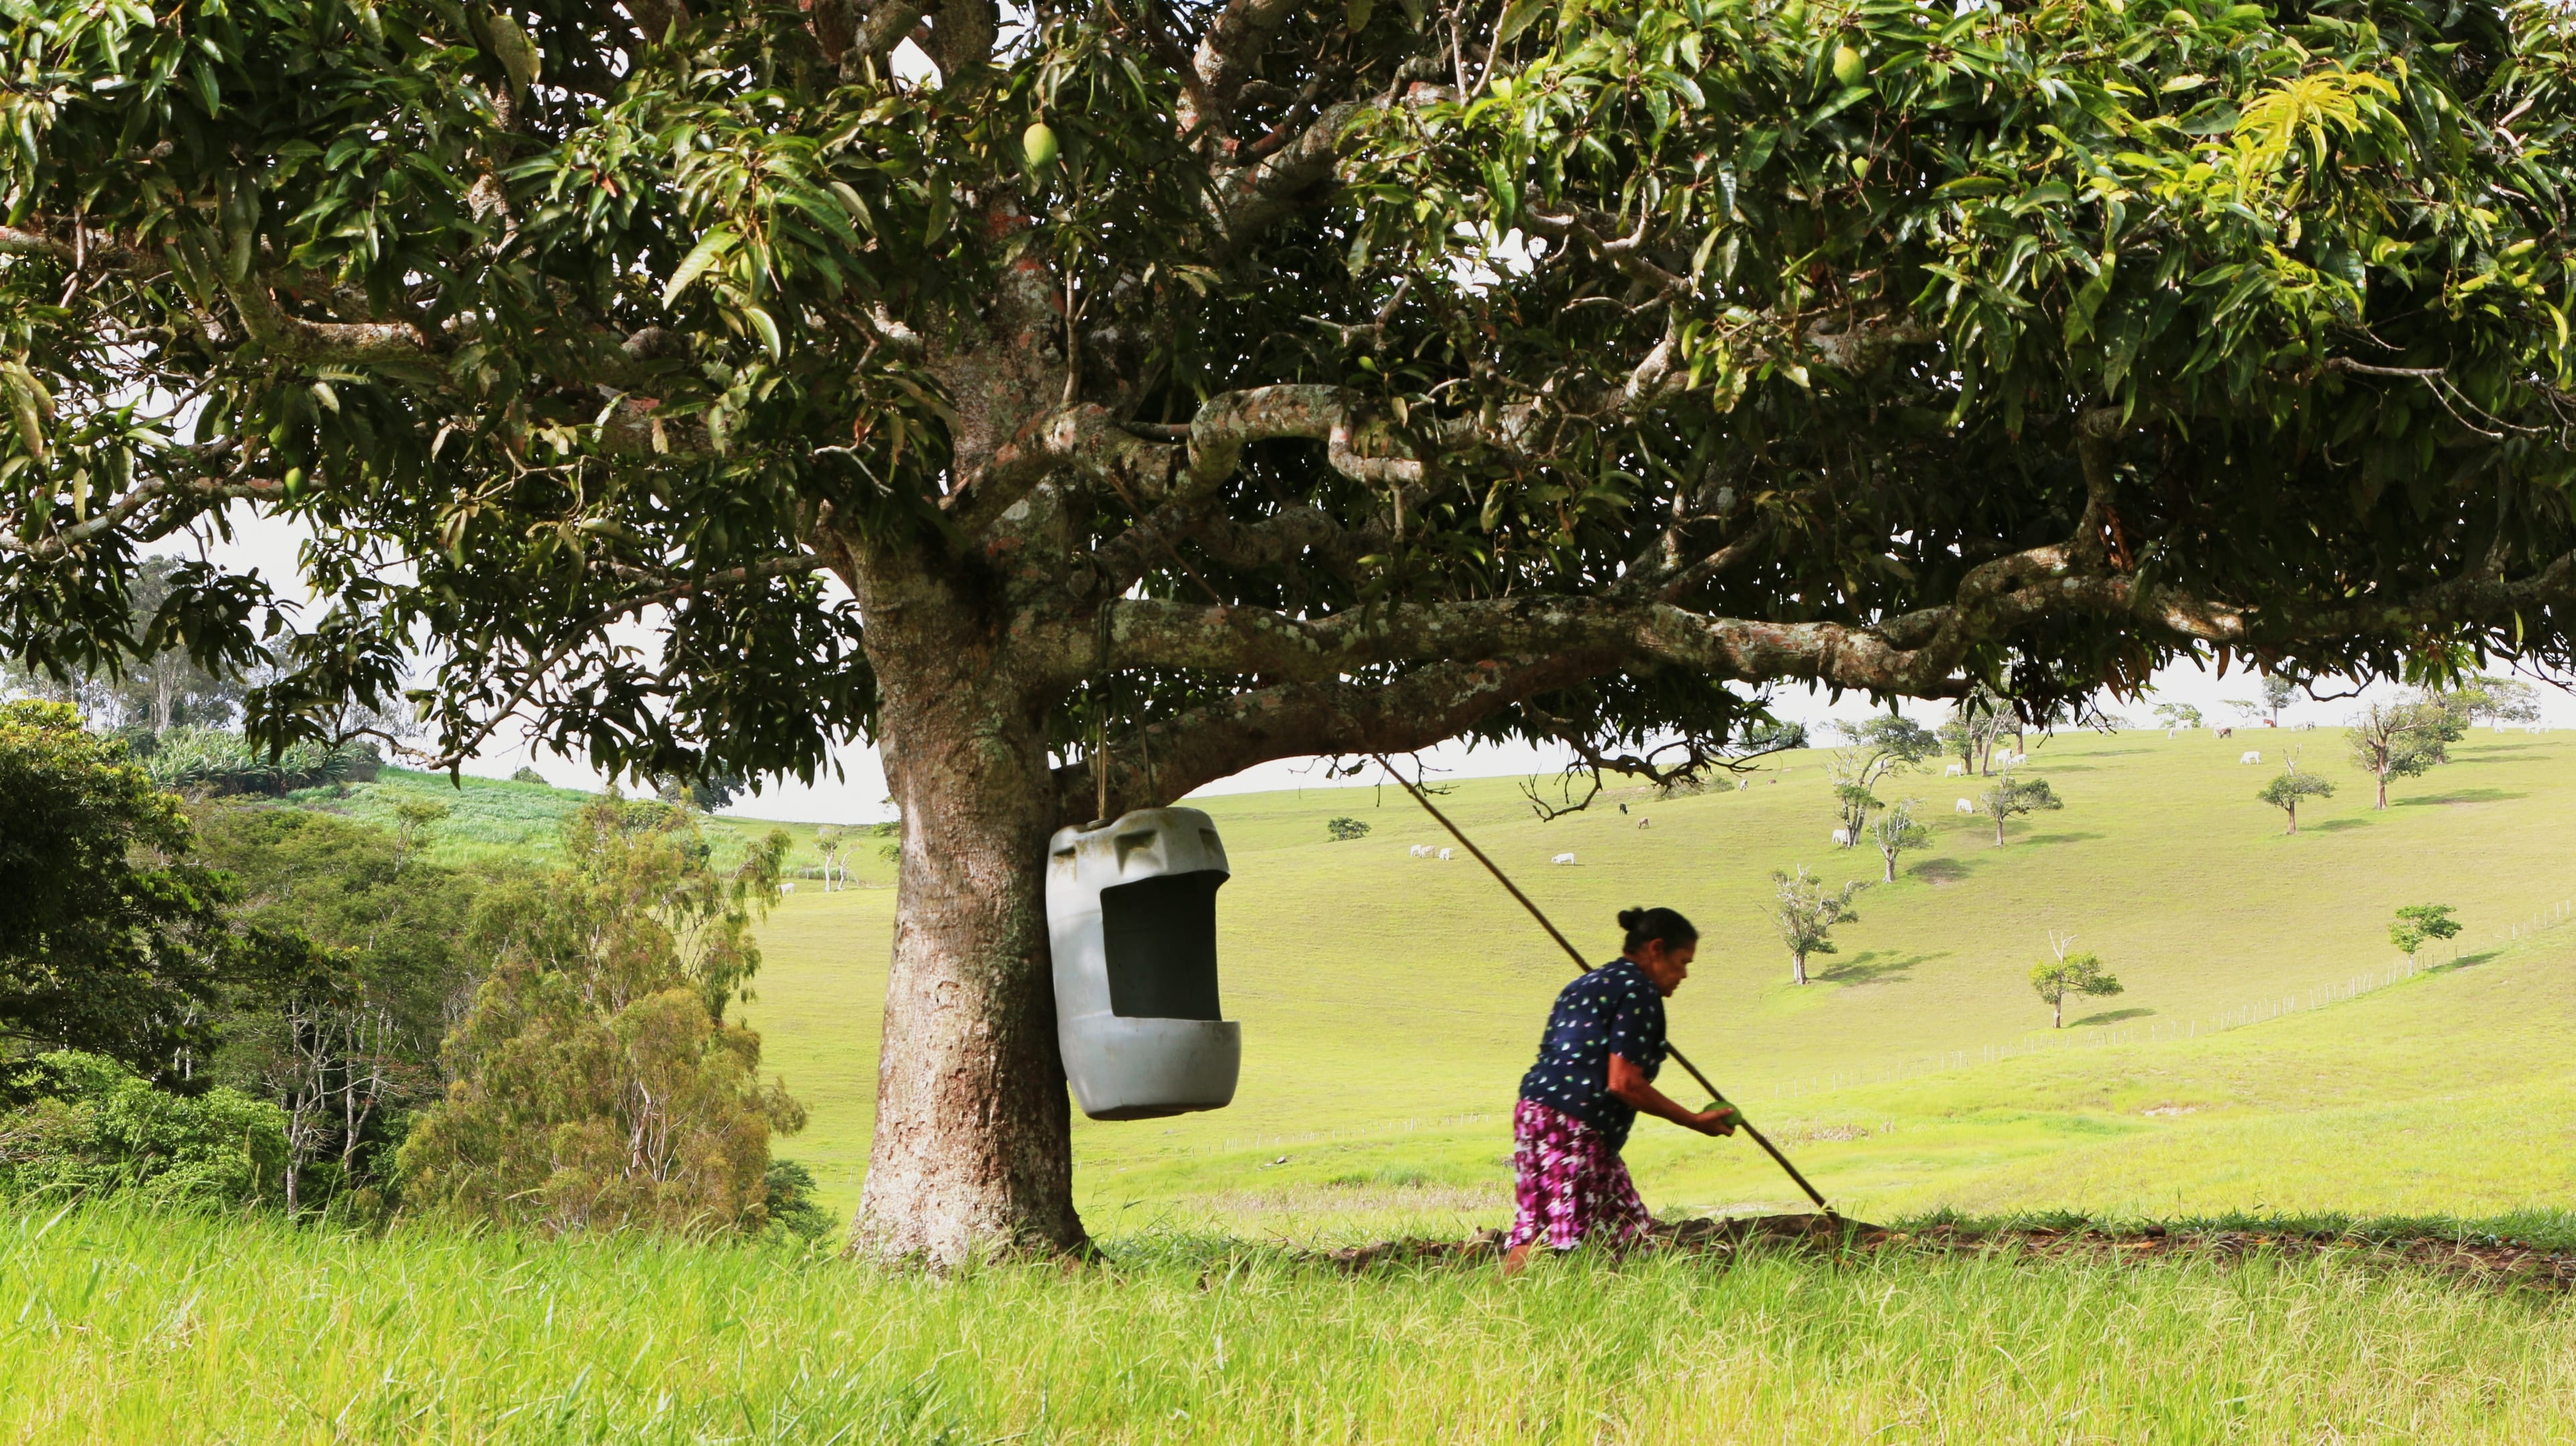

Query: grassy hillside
<box><xmin>275</xmin><ymin>765</ymin><xmax>892</xmax><ymax>879</ymax></box>
<box><xmin>737</xmin><ymin>728</ymin><xmax>2576</xmax><ymax>1231</ymax></box>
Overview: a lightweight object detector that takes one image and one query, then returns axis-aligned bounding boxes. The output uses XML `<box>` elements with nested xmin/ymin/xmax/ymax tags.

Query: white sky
<box><xmin>171</xmin><ymin>504</ymin><xmax>2576</xmax><ymax>824</ymax></box>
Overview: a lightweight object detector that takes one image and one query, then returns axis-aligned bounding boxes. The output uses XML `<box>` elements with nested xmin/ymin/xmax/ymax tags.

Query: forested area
<box><xmin>0</xmin><ymin>701</ymin><xmax>826</xmax><ymax>1239</ymax></box>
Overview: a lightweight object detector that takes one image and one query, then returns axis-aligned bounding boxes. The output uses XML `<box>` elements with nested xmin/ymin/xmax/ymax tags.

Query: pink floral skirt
<box><xmin>1505</xmin><ymin>1098</ymin><xmax>1652</xmax><ymax>1252</ymax></box>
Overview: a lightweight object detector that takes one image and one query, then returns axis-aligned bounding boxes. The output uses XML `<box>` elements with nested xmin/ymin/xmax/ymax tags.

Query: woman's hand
<box><xmin>1690</xmin><ymin>1104</ymin><xmax>1739</xmax><ymax>1137</ymax></box>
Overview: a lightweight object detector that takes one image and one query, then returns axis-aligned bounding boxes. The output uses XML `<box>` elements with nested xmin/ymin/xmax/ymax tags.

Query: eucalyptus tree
<box><xmin>11</xmin><ymin>0</ymin><xmax>2576</xmax><ymax>1260</ymax></box>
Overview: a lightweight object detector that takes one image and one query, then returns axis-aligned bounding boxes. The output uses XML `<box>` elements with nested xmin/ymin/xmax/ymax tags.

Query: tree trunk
<box><xmin>2052</xmin><ymin>997</ymin><xmax>2061</xmax><ymax>1028</ymax></box>
<box><xmin>843</xmin><ymin>551</ymin><xmax>1087</xmax><ymax>1266</ymax></box>
<box><xmin>2284</xmin><ymin>803</ymin><xmax>2298</xmax><ymax>836</ymax></box>
<box><xmin>1790</xmin><ymin>950</ymin><xmax>1807</xmax><ymax>986</ymax></box>
<box><xmin>1994</xmin><ymin>816</ymin><xmax>2006</xmax><ymax>846</ymax></box>
<box><xmin>2375</xmin><ymin>769</ymin><xmax>2389</xmax><ymax>810</ymax></box>
<box><xmin>1882</xmin><ymin>852</ymin><xmax>1896</xmax><ymax>883</ymax></box>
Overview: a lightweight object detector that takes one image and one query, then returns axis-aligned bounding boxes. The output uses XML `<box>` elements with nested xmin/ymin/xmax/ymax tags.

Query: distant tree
<box><xmin>1326</xmin><ymin>817</ymin><xmax>1371</xmax><ymax>842</ymax></box>
<box><xmin>2257</xmin><ymin>675</ymin><xmax>2299</xmax><ymax>726</ymax></box>
<box><xmin>655</xmin><ymin>771</ymin><xmax>748</xmax><ymax>814</ymax></box>
<box><xmin>2151</xmin><ymin>702</ymin><xmax>2204</xmax><ymax>733</ymax></box>
<box><xmin>0</xmin><ymin>557</ymin><xmax>242</xmax><ymax>734</ymax></box>
<box><xmin>1869</xmin><ymin>799</ymin><xmax>1932</xmax><ymax>885</ymax></box>
<box><xmin>1741</xmin><ymin>719</ymin><xmax>1811</xmax><ymax>753</ymax></box>
<box><xmin>2255</xmin><ymin>761</ymin><xmax>2336</xmax><ymax>835</ymax></box>
<box><xmin>1828</xmin><ymin>717</ymin><xmax>1938</xmax><ymax>846</ymax></box>
<box><xmin>397</xmin><ymin>796</ymin><xmax>799</xmax><ymax>1235</ymax></box>
<box><xmin>2390</xmin><ymin>904</ymin><xmax>2463</xmax><ymax>964</ymax></box>
<box><xmin>1978</xmin><ymin>771</ymin><xmax>2063</xmax><ymax>846</ymax></box>
<box><xmin>509</xmin><ymin>765</ymin><xmax>547</xmax><ymax>785</ymax></box>
<box><xmin>2029</xmin><ymin>934</ymin><xmax>2123</xmax><ymax>1029</ymax></box>
<box><xmin>2346</xmin><ymin>700</ymin><xmax>2454</xmax><ymax>810</ymax></box>
<box><xmin>2436</xmin><ymin>675</ymin><xmax>2543</xmax><ymax>730</ymax></box>
<box><xmin>1939</xmin><ymin>684</ymin><xmax>2012</xmax><ymax>776</ymax></box>
<box><xmin>0</xmin><ymin>702</ymin><xmax>241</xmax><ymax>1087</ymax></box>
<box><xmin>1768</xmin><ymin>866</ymin><xmax>1869</xmax><ymax>987</ymax></box>
<box><xmin>812</xmin><ymin>825</ymin><xmax>845</xmax><ymax>892</ymax></box>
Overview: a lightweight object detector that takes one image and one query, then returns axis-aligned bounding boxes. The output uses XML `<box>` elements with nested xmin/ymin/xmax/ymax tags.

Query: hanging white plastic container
<box><xmin>1044</xmin><ymin>807</ymin><xmax>1241</xmax><ymax>1120</ymax></box>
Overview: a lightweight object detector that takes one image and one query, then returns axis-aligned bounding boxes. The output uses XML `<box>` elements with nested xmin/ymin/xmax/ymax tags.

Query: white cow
<box><xmin>778</xmin><ymin>881</ymin><xmax>797</xmax><ymax>895</ymax></box>
<box><xmin>1943</xmin><ymin>763</ymin><xmax>1966</xmax><ymax>777</ymax></box>
<box><xmin>1635</xmin><ymin>816</ymin><xmax>1652</xmax><ymax>830</ymax></box>
<box><xmin>1438</xmin><ymin>848</ymin><xmax>1453</xmax><ymax>861</ymax></box>
<box><xmin>2239</xmin><ymin>750</ymin><xmax>2263</xmax><ymax>765</ymax></box>
<box><xmin>1409</xmin><ymin>844</ymin><xmax>1431</xmax><ymax>858</ymax></box>
<box><xmin>1830</xmin><ymin>828</ymin><xmax>1853</xmax><ymax>846</ymax></box>
<box><xmin>1550</xmin><ymin>852</ymin><xmax>1577</xmax><ymax>865</ymax></box>
<box><xmin>1955</xmin><ymin>799</ymin><xmax>1976</xmax><ymax>814</ymax></box>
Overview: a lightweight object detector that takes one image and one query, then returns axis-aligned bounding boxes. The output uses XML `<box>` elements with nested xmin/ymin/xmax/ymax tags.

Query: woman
<box><xmin>1503</xmin><ymin>906</ymin><xmax>1736</xmax><ymax>1272</ymax></box>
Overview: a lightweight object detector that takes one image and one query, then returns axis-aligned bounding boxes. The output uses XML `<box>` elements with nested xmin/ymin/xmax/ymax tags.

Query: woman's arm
<box><xmin>1608</xmin><ymin>1054</ymin><xmax>1737</xmax><ymax>1136</ymax></box>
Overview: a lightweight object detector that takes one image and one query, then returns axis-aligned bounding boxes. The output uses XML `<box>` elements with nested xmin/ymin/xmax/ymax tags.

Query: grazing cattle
<box><xmin>778</xmin><ymin>881</ymin><xmax>796</xmax><ymax>895</ymax></box>
<box><xmin>1409</xmin><ymin>844</ymin><xmax>1431</xmax><ymax>858</ymax></box>
<box><xmin>1635</xmin><ymin>816</ymin><xmax>1652</xmax><ymax>830</ymax></box>
<box><xmin>1955</xmin><ymin>799</ymin><xmax>1976</xmax><ymax>814</ymax></box>
<box><xmin>1830</xmin><ymin>828</ymin><xmax>1853</xmax><ymax>846</ymax></box>
<box><xmin>1550</xmin><ymin>852</ymin><xmax>1577</xmax><ymax>865</ymax></box>
<box><xmin>2165</xmin><ymin>728</ymin><xmax>2179</xmax><ymax>740</ymax></box>
<box><xmin>2214</xmin><ymin>726</ymin><xmax>2234</xmax><ymax>738</ymax></box>
<box><xmin>1437</xmin><ymin>848</ymin><xmax>1453</xmax><ymax>860</ymax></box>
<box><xmin>1944</xmin><ymin>763</ymin><xmax>1966</xmax><ymax>777</ymax></box>
<box><xmin>1737</xmin><ymin>778</ymin><xmax>1750</xmax><ymax>791</ymax></box>
<box><xmin>2239</xmin><ymin>750</ymin><xmax>2263</xmax><ymax>765</ymax></box>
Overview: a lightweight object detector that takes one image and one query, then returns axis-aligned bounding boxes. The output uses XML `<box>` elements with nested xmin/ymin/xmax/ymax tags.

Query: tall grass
<box><xmin>3</xmin><ymin>1206</ymin><xmax>2571</xmax><ymax>1443</ymax></box>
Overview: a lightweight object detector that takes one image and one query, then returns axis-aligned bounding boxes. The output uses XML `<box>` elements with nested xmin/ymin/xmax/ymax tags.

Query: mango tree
<box><xmin>9</xmin><ymin>0</ymin><xmax>2576</xmax><ymax>1260</ymax></box>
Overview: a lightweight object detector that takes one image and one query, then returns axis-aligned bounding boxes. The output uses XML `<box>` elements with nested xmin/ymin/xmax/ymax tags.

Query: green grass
<box><xmin>735</xmin><ymin>728</ymin><xmax>2576</xmax><ymax>1234</ymax></box>
<box><xmin>4</xmin><ymin>1205</ymin><xmax>2573</xmax><ymax>1443</ymax></box>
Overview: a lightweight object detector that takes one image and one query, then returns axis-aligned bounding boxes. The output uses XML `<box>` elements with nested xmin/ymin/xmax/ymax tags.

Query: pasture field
<box><xmin>3</xmin><ymin>1205</ymin><xmax>2574</xmax><ymax>1443</ymax></box>
<box><xmin>733</xmin><ymin>727</ymin><xmax>2576</xmax><ymax>1233</ymax></box>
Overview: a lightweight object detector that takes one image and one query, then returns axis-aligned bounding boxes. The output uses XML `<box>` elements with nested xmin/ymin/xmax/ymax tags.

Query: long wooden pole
<box><xmin>1373</xmin><ymin>757</ymin><xmax>1833</xmax><ymax>1215</ymax></box>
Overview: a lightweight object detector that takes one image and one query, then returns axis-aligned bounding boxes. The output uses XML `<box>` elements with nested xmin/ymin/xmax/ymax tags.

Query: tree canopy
<box><xmin>11</xmin><ymin>0</ymin><xmax>2576</xmax><ymax>1259</ymax></box>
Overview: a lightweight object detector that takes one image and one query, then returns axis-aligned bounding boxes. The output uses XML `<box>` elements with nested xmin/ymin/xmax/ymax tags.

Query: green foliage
<box><xmin>398</xmin><ymin>795</ymin><xmax>800</xmax><ymax>1235</ymax></box>
<box><xmin>1827</xmin><ymin>717</ymin><xmax>1935</xmax><ymax>843</ymax></box>
<box><xmin>508</xmin><ymin>765</ymin><xmax>547</xmax><ymax>785</ymax></box>
<box><xmin>2390</xmin><ymin>904</ymin><xmax>2463</xmax><ymax>961</ymax></box>
<box><xmin>2029</xmin><ymin>950</ymin><xmax>2124</xmax><ymax>1029</ymax></box>
<box><xmin>761</xmin><ymin>1158</ymin><xmax>835</xmax><ymax>1243</ymax></box>
<box><xmin>0</xmin><ymin>1051</ymin><xmax>284</xmax><ymax>1207</ymax></box>
<box><xmin>0</xmin><ymin>700</ymin><xmax>240</xmax><ymax>1076</ymax></box>
<box><xmin>2257</xmin><ymin>765</ymin><xmax>2338</xmax><ymax>833</ymax></box>
<box><xmin>139</xmin><ymin>726</ymin><xmax>380</xmax><ymax>797</ymax></box>
<box><xmin>1978</xmin><ymin>772</ymin><xmax>2063</xmax><ymax>844</ymax></box>
<box><xmin>1326</xmin><ymin>817</ymin><xmax>1371</xmax><ymax>842</ymax></box>
<box><xmin>2151</xmin><ymin>703</ymin><xmax>2204</xmax><ymax>732</ymax></box>
<box><xmin>1867</xmin><ymin>799</ymin><xmax>1931</xmax><ymax>883</ymax></box>
<box><xmin>2346</xmin><ymin>697</ymin><xmax>2461</xmax><ymax>807</ymax></box>
<box><xmin>191</xmin><ymin>803</ymin><xmax>482</xmax><ymax>1209</ymax></box>
<box><xmin>1766</xmin><ymin>865</ymin><xmax>1867</xmax><ymax>985</ymax></box>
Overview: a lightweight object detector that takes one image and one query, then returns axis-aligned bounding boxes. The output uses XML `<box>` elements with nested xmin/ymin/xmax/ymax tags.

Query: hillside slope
<box><xmin>738</xmin><ymin>728</ymin><xmax>2576</xmax><ymax>1230</ymax></box>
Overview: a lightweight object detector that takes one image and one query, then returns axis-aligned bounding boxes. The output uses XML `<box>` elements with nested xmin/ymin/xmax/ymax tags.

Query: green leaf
<box><xmin>661</xmin><ymin>228</ymin><xmax>738</xmax><ymax>307</ymax></box>
<box><xmin>743</xmin><ymin>306</ymin><xmax>783</xmax><ymax>362</ymax></box>
<box><xmin>1346</xmin><ymin>0</ymin><xmax>1374</xmax><ymax>32</ymax></box>
<box><xmin>1494</xmin><ymin>0</ymin><xmax>1548</xmax><ymax>49</ymax></box>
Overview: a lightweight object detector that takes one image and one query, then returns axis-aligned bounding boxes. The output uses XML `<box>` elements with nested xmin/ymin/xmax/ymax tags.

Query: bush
<box><xmin>763</xmin><ymin>1159</ymin><xmax>835</xmax><ymax>1242</ymax></box>
<box><xmin>0</xmin><ymin>1052</ymin><xmax>284</xmax><ymax>1207</ymax></box>
<box><xmin>510</xmin><ymin>765</ymin><xmax>547</xmax><ymax>785</ymax></box>
<box><xmin>1326</xmin><ymin>817</ymin><xmax>1371</xmax><ymax>842</ymax></box>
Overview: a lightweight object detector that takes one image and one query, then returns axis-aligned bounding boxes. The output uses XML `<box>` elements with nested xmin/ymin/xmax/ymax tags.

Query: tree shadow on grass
<box><xmin>2016</xmin><ymin>831</ymin><xmax>2107</xmax><ymax>848</ymax></box>
<box><xmin>2395</xmin><ymin>788</ymin><xmax>2528</xmax><ymax>807</ymax></box>
<box><xmin>2424</xmin><ymin>949</ymin><xmax>2502</xmax><ymax>976</ymax></box>
<box><xmin>1814</xmin><ymin>950</ymin><xmax>1937</xmax><ymax>987</ymax></box>
<box><xmin>1907</xmin><ymin>857</ymin><xmax>1980</xmax><ymax>887</ymax></box>
<box><xmin>2308</xmin><ymin>817</ymin><xmax>2371</xmax><ymax>832</ymax></box>
<box><xmin>2070</xmin><ymin>1007</ymin><xmax>2157</xmax><ymax>1027</ymax></box>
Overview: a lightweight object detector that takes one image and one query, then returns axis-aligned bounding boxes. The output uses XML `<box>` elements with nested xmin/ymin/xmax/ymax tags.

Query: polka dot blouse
<box><xmin>1516</xmin><ymin>958</ymin><xmax>1668</xmax><ymax>1152</ymax></box>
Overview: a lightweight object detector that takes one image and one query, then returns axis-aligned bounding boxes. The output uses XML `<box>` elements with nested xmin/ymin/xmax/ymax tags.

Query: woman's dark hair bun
<box><xmin>1619</xmin><ymin>905</ymin><xmax>1699</xmax><ymax>952</ymax></box>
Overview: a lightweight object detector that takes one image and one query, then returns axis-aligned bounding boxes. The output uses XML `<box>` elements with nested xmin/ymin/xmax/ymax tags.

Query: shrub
<box><xmin>397</xmin><ymin>795</ymin><xmax>800</xmax><ymax>1235</ymax></box>
<box><xmin>510</xmin><ymin>765</ymin><xmax>547</xmax><ymax>785</ymax></box>
<box><xmin>1326</xmin><ymin>817</ymin><xmax>1371</xmax><ymax>842</ymax></box>
<box><xmin>0</xmin><ymin>1052</ymin><xmax>285</xmax><ymax>1207</ymax></box>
